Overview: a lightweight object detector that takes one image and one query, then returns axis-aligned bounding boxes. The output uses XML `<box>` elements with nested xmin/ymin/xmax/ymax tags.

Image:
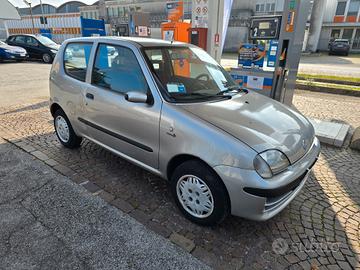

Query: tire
<box><xmin>53</xmin><ymin>109</ymin><xmax>82</xmax><ymax>149</ymax></box>
<box><xmin>170</xmin><ymin>160</ymin><xmax>230</xmax><ymax>226</ymax></box>
<box><xmin>42</xmin><ymin>53</ymin><xmax>52</xmax><ymax>63</ymax></box>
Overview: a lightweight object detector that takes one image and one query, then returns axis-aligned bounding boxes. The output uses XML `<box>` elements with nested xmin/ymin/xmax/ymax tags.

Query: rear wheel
<box><xmin>170</xmin><ymin>160</ymin><xmax>230</xmax><ymax>226</ymax></box>
<box><xmin>42</xmin><ymin>53</ymin><xmax>52</xmax><ymax>63</ymax></box>
<box><xmin>54</xmin><ymin>109</ymin><xmax>82</xmax><ymax>149</ymax></box>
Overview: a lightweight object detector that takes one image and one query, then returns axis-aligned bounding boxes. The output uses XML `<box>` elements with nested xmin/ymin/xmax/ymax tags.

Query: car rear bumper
<box><xmin>331</xmin><ymin>47</ymin><xmax>349</xmax><ymax>52</ymax></box>
<box><xmin>214</xmin><ymin>137</ymin><xmax>321</xmax><ymax>221</ymax></box>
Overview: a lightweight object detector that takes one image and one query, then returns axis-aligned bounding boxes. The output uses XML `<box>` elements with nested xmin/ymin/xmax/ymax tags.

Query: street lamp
<box><xmin>23</xmin><ymin>0</ymin><xmax>35</xmax><ymax>35</ymax></box>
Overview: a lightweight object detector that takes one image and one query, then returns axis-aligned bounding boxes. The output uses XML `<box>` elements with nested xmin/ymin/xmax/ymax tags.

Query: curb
<box><xmin>297</xmin><ymin>77</ymin><xmax>360</xmax><ymax>87</ymax></box>
<box><xmin>295</xmin><ymin>83</ymin><xmax>360</xmax><ymax>97</ymax></box>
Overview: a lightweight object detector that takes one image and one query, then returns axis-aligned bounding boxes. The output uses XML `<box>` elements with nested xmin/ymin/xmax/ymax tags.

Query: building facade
<box><xmin>78</xmin><ymin>0</ymin><xmax>285</xmax><ymax>51</ymax></box>
<box><xmin>17</xmin><ymin>1</ymin><xmax>86</xmax><ymax>16</ymax></box>
<box><xmin>317</xmin><ymin>0</ymin><xmax>360</xmax><ymax>51</ymax></box>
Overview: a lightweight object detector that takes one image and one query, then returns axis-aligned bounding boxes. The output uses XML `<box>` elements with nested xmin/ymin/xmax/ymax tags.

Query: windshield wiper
<box><xmin>216</xmin><ymin>86</ymin><xmax>246</xmax><ymax>95</ymax></box>
<box><xmin>172</xmin><ymin>92</ymin><xmax>230</xmax><ymax>100</ymax></box>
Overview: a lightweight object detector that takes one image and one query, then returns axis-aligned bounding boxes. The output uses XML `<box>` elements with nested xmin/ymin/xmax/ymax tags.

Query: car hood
<box><xmin>180</xmin><ymin>91</ymin><xmax>315</xmax><ymax>164</ymax></box>
<box><xmin>46</xmin><ymin>43</ymin><xmax>60</xmax><ymax>50</ymax></box>
<box><xmin>0</xmin><ymin>44</ymin><xmax>26</xmax><ymax>53</ymax></box>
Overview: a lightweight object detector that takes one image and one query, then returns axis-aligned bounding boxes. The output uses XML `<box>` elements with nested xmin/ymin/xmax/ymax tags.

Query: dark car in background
<box><xmin>329</xmin><ymin>39</ymin><xmax>350</xmax><ymax>56</ymax></box>
<box><xmin>6</xmin><ymin>34</ymin><xmax>60</xmax><ymax>63</ymax></box>
<box><xmin>0</xmin><ymin>40</ymin><xmax>28</xmax><ymax>62</ymax></box>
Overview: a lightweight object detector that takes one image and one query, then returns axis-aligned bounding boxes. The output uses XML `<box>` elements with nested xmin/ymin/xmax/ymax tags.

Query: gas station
<box><xmin>0</xmin><ymin>0</ymin><xmax>360</xmax><ymax>268</ymax></box>
<box><xmin>158</xmin><ymin>0</ymin><xmax>350</xmax><ymax>147</ymax></box>
<box><xmin>160</xmin><ymin>0</ymin><xmax>310</xmax><ymax>106</ymax></box>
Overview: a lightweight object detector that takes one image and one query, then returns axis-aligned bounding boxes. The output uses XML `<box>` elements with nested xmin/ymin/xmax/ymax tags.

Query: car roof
<box><xmin>9</xmin><ymin>34</ymin><xmax>44</xmax><ymax>39</ymax></box>
<box><xmin>64</xmin><ymin>36</ymin><xmax>191</xmax><ymax>48</ymax></box>
<box><xmin>334</xmin><ymin>39</ymin><xmax>349</xmax><ymax>42</ymax></box>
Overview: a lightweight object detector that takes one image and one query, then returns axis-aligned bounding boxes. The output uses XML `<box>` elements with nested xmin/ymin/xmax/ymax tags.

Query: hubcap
<box><xmin>55</xmin><ymin>116</ymin><xmax>70</xmax><ymax>143</ymax></box>
<box><xmin>43</xmin><ymin>54</ymin><xmax>51</xmax><ymax>63</ymax></box>
<box><xmin>176</xmin><ymin>175</ymin><xmax>214</xmax><ymax>218</ymax></box>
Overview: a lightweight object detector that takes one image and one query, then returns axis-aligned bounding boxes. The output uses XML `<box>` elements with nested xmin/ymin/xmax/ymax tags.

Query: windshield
<box><xmin>144</xmin><ymin>46</ymin><xmax>240</xmax><ymax>102</ymax></box>
<box><xmin>36</xmin><ymin>35</ymin><xmax>57</xmax><ymax>46</ymax></box>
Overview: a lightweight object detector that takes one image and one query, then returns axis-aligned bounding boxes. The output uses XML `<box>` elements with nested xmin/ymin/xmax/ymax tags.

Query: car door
<box><xmin>11</xmin><ymin>35</ymin><xmax>28</xmax><ymax>53</ymax></box>
<box><xmin>25</xmin><ymin>36</ymin><xmax>42</xmax><ymax>59</ymax></box>
<box><xmin>80</xmin><ymin>42</ymin><xmax>162</xmax><ymax>170</ymax></box>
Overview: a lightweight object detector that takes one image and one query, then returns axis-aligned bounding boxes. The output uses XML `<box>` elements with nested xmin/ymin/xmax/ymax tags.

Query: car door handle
<box><xmin>86</xmin><ymin>93</ymin><xmax>94</xmax><ymax>100</ymax></box>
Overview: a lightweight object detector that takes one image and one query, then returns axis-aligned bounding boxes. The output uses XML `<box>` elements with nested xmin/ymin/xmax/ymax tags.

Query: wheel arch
<box><xmin>166</xmin><ymin>154</ymin><xmax>231</xmax><ymax>203</ymax></box>
<box><xmin>167</xmin><ymin>154</ymin><xmax>232</xmax><ymax>219</ymax></box>
<box><xmin>50</xmin><ymin>103</ymin><xmax>64</xmax><ymax>117</ymax></box>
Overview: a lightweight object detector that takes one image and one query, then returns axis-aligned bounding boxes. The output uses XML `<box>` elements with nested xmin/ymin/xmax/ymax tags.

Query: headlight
<box><xmin>254</xmin><ymin>150</ymin><xmax>290</xmax><ymax>179</ymax></box>
<box><xmin>5</xmin><ymin>49</ymin><xmax>15</xmax><ymax>53</ymax></box>
<box><xmin>50</xmin><ymin>49</ymin><xmax>58</xmax><ymax>54</ymax></box>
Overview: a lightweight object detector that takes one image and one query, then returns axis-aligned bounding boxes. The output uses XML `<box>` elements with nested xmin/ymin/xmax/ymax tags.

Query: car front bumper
<box><xmin>3</xmin><ymin>52</ymin><xmax>28</xmax><ymax>60</ymax></box>
<box><xmin>214</xmin><ymin>137</ymin><xmax>321</xmax><ymax>221</ymax></box>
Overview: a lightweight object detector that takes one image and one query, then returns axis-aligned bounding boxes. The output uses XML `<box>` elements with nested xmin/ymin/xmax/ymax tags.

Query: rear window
<box><xmin>64</xmin><ymin>43</ymin><xmax>93</xmax><ymax>82</ymax></box>
<box><xmin>334</xmin><ymin>40</ymin><xmax>349</xmax><ymax>44</ymax></box>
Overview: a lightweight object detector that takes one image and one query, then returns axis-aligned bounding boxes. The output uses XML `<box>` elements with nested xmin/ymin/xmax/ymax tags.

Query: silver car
<box><xmin>49</xmin><ymin>37</ymin><xmax>320</xmax><ymax>226</ymax></box>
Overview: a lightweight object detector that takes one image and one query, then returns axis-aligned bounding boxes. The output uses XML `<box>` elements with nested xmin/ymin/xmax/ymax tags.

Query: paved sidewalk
<box><xmin>0</xmin><ymin>138</ymin><xmax>209</xmax><ymax>270</ymax></box>
<box><xmin>0</xmin><ymin>63</ymin><xmax>359</xmax><ymax>269</ymax></box>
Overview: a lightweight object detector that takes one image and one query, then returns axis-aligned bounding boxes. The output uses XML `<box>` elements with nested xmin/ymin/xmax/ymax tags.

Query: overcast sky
<box><xmin>8</xmin><ymin>0</ymin><xmax>96</xmax><ymax>8</ymax></box>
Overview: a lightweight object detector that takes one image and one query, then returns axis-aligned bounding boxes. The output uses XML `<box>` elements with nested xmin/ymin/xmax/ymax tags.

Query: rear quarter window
<box><xmin>63</xmin><ymin>43</ymin><xmax>93</xmax><ymax>82</ymax></box>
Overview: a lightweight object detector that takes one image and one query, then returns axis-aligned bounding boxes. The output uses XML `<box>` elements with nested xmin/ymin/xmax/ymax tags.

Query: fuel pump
<box><xmin>230</xmin><ymin>0</ymin><xmax>311</xmax><ymax>106</ymax></box>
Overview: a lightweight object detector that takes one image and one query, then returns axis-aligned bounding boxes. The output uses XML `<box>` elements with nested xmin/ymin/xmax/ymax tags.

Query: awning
<box><xmin>0</xmin><ymin>0</ymin><xmax>21</xmax><ymax>20</ymax></box>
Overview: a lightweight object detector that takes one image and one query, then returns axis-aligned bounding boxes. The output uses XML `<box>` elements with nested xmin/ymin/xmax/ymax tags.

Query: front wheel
<box><xmin>42</xmin><ymin>53</ymin><xmax>52</xmax><ymax>63</ymax></box>
<box><xmin>54</xmin><ymin>109</ymin><xmax>82</xmax><ymax>149</ymax></box>
<box><xmin>170</xmin><ymin>160</ymin><xmax>230</xmax><ymax>226</ymax></box>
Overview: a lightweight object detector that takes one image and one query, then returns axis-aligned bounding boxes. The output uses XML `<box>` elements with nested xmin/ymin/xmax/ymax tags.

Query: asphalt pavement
<box><xmin>0</xmin><ymin>137</ymin><xmax>209</xmax><ymax>270</ymax></box>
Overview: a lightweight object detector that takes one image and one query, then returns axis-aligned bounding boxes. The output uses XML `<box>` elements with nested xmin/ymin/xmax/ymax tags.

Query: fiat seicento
<box><xmin>49</xmin><ymin>37</ymin><xmax>320</xmax><ymax>225</ymax></box>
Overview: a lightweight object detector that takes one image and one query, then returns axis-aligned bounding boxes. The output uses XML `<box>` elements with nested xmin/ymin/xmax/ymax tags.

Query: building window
<box><xmin>270</xmin><ymin>3</ymin><xmax>275</xmax><ymax>11</ymax></box>
<box><xmin>108</xmin><ymin>7</ymin><xmax>113</xmax><ymax>17</ymax></box>
<box><xmin>343</xmin><ymin>28</ymin><xmax>354</xmax><ymax>40</ymax></box>
<box><xmin>266</xmin><ymin>3</ymin><xmax>271</xmax><ymax>11</ymax></box>
<box><xmin>335</xmin><ymin>1</ymin><xmax>347</xmax><ymax>15</ymax></box>
<box><xmin>255</xmin><ymin>3</ymin><xmax>265</xmax><ymax>12</ymax></box>
<box><xmin>113</xmin><ymin>6</ymin><xmax>119</xmax><ymax>17</ymax></box>
<box><xmin>347</xmin><ymin>0</ymin><xmax>360</xmax><ymax>16</ymax></box>
<box><xmin>331</xmin><ymin>29</ymin><xmax>341</xmax><ymax>39</ymax></box>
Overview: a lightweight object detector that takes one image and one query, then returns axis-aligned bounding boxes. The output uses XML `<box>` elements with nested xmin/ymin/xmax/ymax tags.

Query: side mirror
<box><xmin>125</xmin><ymin>91</ymin><xmax>148</xmax><ymax>103</ymax></box>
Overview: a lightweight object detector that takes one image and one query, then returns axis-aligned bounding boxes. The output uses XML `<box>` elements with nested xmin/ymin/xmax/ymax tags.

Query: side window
<box><xmin>15</xmin><ymin>36</ymin><xmax>26</xmax><ymax>44</ymax></box>
<box><xmin>26</xmin><ymin>37</ymin><xmax>39</xmax><ymax>46</ymax></box>
<box><xmin>64</xmin><ymin>43</ymin><xmax>93</xmax><ymax>82</ymax></box>
<box><xmin>92</xmin><ymin>44</ymin><xmax>148</xmax><ymax>94</ymax></box>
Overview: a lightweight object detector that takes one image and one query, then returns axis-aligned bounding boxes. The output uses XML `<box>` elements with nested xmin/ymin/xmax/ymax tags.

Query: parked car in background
<box><xmin>6</xmin><ymin>34</ymin><xmax>59</xmax><ymax>63</ymax></box>
<box><xmin>0</xmin><ymin>40</ymin><xmax>28</xmax><ymax>62</ymax></box>
<box><xmin>49</xmin><ymin>37</ymin><xmax>320</xmax><ymax>226</ymax></box>
<box><xmin>329</xmin><ymin>39</ymin><xmax>350</xmax><ymax>56</ymax></box>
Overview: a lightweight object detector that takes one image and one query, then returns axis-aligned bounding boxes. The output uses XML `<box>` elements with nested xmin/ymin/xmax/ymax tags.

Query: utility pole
<box><xmin>23</xmin><ymin>0</ymin><xmax>35</xmax><ymax>34</ymax></box>
<box><xmin>39</xmin><ymin>0</ymin><xmax>46</xmax><ymax>29</ymax></box>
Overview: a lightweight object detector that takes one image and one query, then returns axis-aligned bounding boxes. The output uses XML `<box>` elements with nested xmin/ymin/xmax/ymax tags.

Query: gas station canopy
<box><xmin>0</xmin><ymin>0</ymin><xmax>20</xmax><ymax>20</ymax></box>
